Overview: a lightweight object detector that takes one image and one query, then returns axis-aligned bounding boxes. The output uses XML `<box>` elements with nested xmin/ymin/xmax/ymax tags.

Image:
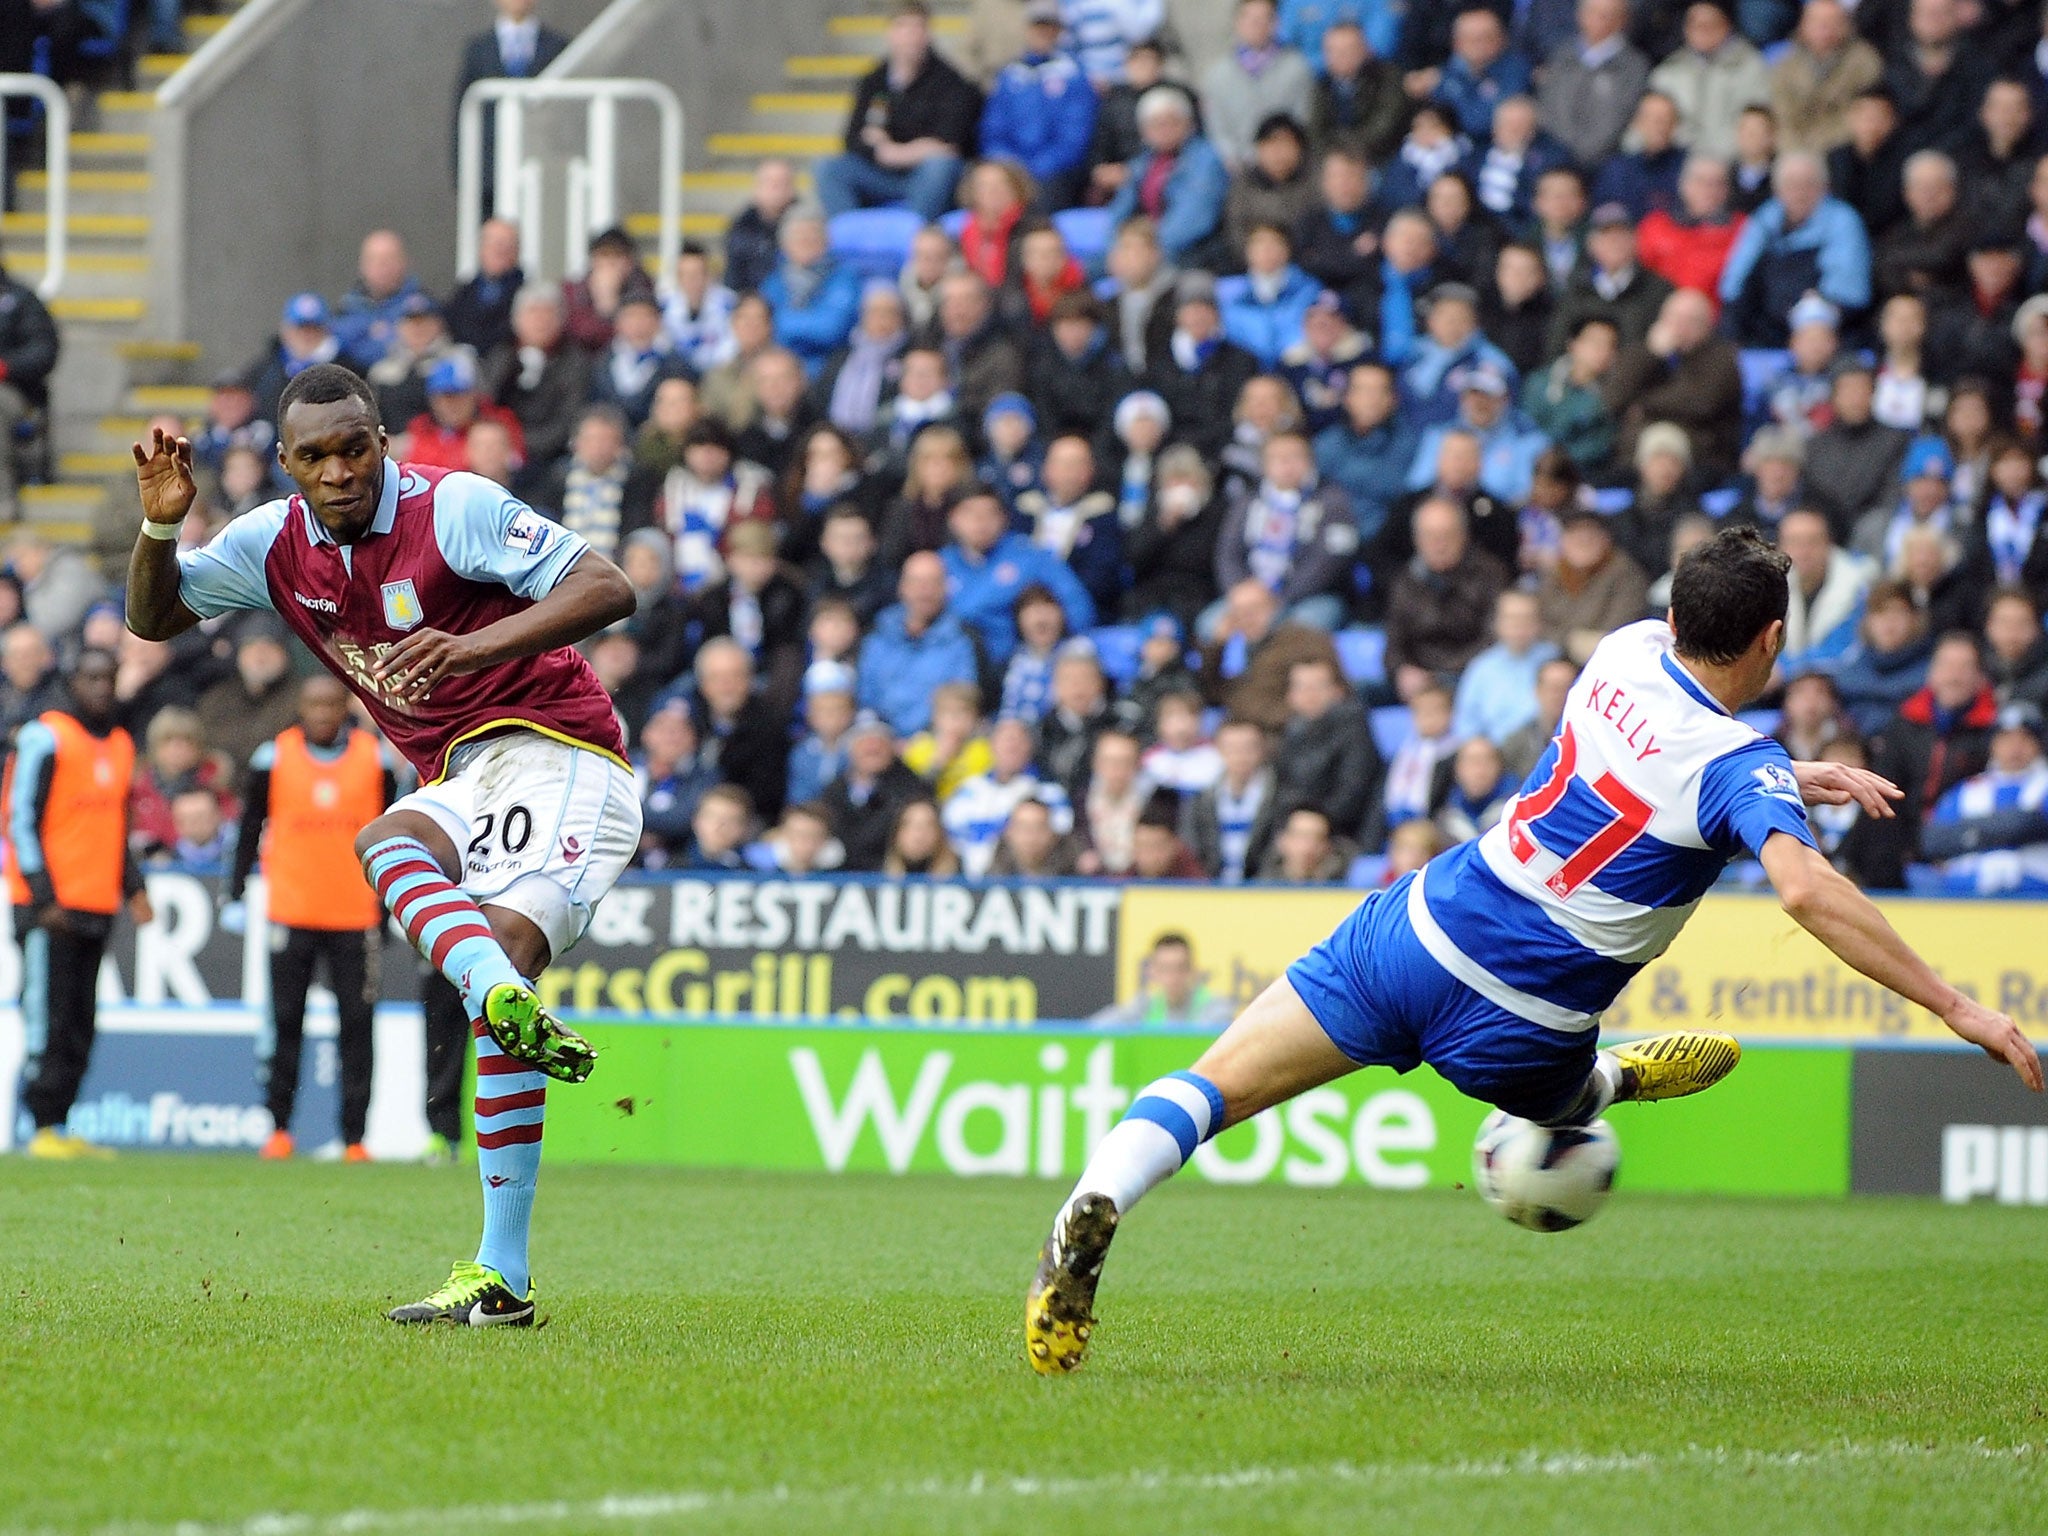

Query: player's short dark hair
<box><xmin>277</xmin><ymin>363</ymin><xmax>379</xmax><ymax>429</ymax></box>
<box><xmin>1669</xmin><ymin>526</ymin><xmax>1792</xmax><ymax>666</ymax></box>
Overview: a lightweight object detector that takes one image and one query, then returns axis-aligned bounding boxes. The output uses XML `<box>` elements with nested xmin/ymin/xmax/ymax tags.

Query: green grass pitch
<box><xmin>2</xmin><ymin>1160</ymin><xmax>2043</xmax><ymax>1535</ymax></box>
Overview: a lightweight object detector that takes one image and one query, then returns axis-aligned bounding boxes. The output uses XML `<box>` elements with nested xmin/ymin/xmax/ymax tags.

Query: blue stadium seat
<box><xmin>1334</xmin><ymin>626</ymin><xmax>1386</xmax><ymax>687</ymax></box>
<box><xmin>1904</xmin><ymin>864</ymin><xmax>1947</xmax><ymax>896</ymax></box>
<box><xmin>1345</xmin><ymin>853</ymin><xmax>1388</xmax><ymax>888</ymax></box>
<box><xmin>1738</xmin><ymin>348</ymin><xmax>1790</xmax><ymax>421</ymax></box>
<box><xmin>1089</xmin><ymin>624</ymin><xmax>1142</xmax><ymax>685</ymax></box>
<box><xmin>938</xmin><ymin>208</ymin><xmax>969</xmax><ymax>240</ymax></box>
<box><xmin>1370</xmin><ymin>704</ymin><xmax>1413</xmax><ymax>759</ymax></box>
<box><xmin>1200</xmin><ymin>706</ymin><xmax>1224</xmax><ymax>737</ymax></box>
<box><xmin>1699</xmin><ymin>486</ymin><xmax>1742</xmax><ymax>519</ymax></box>
<box><xmin>1053</xmin><ymin>207</ymin><xmax>1113</xmax><ymax>265</ymax></box>
<box><xmin>1737</xmin><ymin>708</ymin><xmax>1781</xmax><ymax>735</ymax></box>
<box><xmin>828</xmin><ymin>208</ymin><xmax>923</xmax><ymax>281</ymax></box>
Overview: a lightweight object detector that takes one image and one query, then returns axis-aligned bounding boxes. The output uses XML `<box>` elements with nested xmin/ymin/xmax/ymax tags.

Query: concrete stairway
<box><xmin>2</xmin><ymin>2</ymin><xmax>971</xmax><ymax>553</ymax></box>
<box><xmin>628</xmin><ymin>5</ymin><xmax>971</xmax><ymax>257</ymax></box>
<box><xmin>2</xmin><ymin>9</ymin><xmax>241</xmax><ymax>553</ymax></box>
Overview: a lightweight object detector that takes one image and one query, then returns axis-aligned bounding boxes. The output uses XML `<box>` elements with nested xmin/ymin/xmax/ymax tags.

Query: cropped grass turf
<box><xmin>1</xmin><ymin>1160</ymin><xmax>2044</xmax><ymax>1535</ymax></box>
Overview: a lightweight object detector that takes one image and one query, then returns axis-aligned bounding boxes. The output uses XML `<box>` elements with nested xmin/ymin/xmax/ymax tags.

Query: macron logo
<box><xmin>293</xmin><ymin>592</ymin><xmax>339</xmax><ymax>615</ymax></box>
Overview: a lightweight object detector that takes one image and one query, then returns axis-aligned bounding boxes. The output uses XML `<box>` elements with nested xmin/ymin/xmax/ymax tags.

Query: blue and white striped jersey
<box><xmin>1929</xmin><ymin>760</ymin><xmax>2048</xmax><ymax>895</ymax></box>
<box><xmin>1409</xmin><ymin>620</ymin><xmax>1817</xmax><ymax>1034</ymax></box>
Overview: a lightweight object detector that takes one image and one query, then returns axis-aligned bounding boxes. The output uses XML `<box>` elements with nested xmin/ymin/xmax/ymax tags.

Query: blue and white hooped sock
<box><xmin>1064</xmin><ymin>1070</ymin><xmax>1227</xmax><ymax>1219</ymax></box>
<box><xmin>471</xmin><ymin>1020</ymin><xmax>547</xmax><ymax>1296</ymax></box>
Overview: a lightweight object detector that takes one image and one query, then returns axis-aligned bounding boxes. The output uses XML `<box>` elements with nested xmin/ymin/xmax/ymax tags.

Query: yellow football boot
<box><xmin>1025</xmin><ymin>1193</ymin><xmax>1119</xmax><ymax>1375</ymax></box>
<box><xmin>1610</xmin><ymin>1031</ymin><xmax>1741</xmax><ymax>1102</ymax></box>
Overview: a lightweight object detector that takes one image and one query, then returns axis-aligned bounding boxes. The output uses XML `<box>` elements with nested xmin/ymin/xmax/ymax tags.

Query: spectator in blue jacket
<box><xmin>1012</xmin><ymin>435</ymin><xmax>1125</xmax><ymax>615</ymax></box>
<box><xmin>1313</xmin><ymin>360</ymin><xmax>1416</xmax><ymax>551</ymax></box>
<box><xmin>759</xmin><ymin>208</ymin><xmax>864</xmax><ymax>378</ymax></box>
<box><xmin>980</xmin><ymin>2</ymin><xmax>1099</xmax><ymax>210</ymax></box>
<box><xmin>857</xmin><ymin>551</ymin><xmax>984</xmax><ymax>734</ymax></box>
<box><xmin>942</xmin><ymin>486</ymin><xmax>1096</xmax><ymax>661</ymax></box>
<box><xmin>331</xmin><ymin>230</ymin><xmax>424</xmax><ymax>372</ymax></box>
<box><xmin>587</xmin><ymin>292</ymin><xmax>692</xmax><ymax>431</ymax></box>
<box><xmin>1279</xmin><ymin>0</ymin><xmax>1401</xmax><ymax>62</ymax></box>
<box><xmin>1217</xmin><ymin>224</ymin><xmax>1329</xmax><ymax>367</ymax></box>
<box><xmin>1103</xmin><ymin>86</ymin><xmax>1231</xmax><ymax>267</ymax></box>
<box><xmin>1590</xmin><ymin>89</ymin><xmax>1687</xmax><ymax>221</ymax></box>
<box><xmin>1405</xmin><ymin>360</ymin><xmax>1550</xmax><ymax>505</ymax></box>
<box><xmin>1422</xmin><ymin>8</ymin><xmax>1532</xmax><ymax>142</ymax></box>
<box><xmin>1400</xmin><ymin>281</ymin><xmax>1516</xmax><ymax>428</ymax></box>
<box><xmin>1719</xmin><ymin>150</ymin><xmax>1873</xmax><ymax>347</ymax></box>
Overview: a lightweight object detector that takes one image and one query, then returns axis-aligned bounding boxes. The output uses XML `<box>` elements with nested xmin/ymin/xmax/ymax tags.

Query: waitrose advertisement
<box><xmin>3</xmin><ymin>872</ymin><xmax>2045</xmax><ymax>1197</ymax></box>
<box><xmin>543</xmin><ymin>1022</ymin><xmax>1854</xmax><ymax>1196</ymax></box>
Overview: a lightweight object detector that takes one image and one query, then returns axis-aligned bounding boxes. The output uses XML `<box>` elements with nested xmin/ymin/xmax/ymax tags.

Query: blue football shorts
<box><xmin>1286</xmin><ymin>871</ymin><xmax>1599</xmax><ymax>1122</ymax></box>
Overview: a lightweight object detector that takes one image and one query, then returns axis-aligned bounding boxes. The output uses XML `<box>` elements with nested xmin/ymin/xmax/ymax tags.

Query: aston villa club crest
<box><xmin>381</xmin><ymin>578</ymin><xmax>423</xmax><ymax>631</ymax></box>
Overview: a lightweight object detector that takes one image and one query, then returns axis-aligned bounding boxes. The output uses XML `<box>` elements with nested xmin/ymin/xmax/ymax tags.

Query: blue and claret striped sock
<box><xmin>1063</xmin><ymin>1070</ymin><xmax>1227</xmax><ymax>1219</ymax></box>
<box><xmin>363</xmin><ymin>836</ymin><xmax>523</xmax><ymax>1016</ymax></box>
<box><xmin>472</xmin><ymin>1020</ymin><xmax>546</xmax><ymax>1295</ymax></box>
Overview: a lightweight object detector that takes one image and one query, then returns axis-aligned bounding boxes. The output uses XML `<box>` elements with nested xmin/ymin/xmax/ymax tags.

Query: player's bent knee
<box><xmin>356</xmin><ymin>811</ymin><xmax>460</xmax><ymax>874</ymax></box>
<box><xmin>481</xmin><ymin>873</ymin><xmax>586</xmax><ymax>977</ymax></box>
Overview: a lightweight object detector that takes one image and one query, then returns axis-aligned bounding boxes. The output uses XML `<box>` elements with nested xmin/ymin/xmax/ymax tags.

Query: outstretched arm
<box><xmin>373</xmin><ymin>550</ymin><xmax>633</xmax><ymax>702</ymax></box>
<box><xmin>127</xmin><ymin>428</ymin><xmax>204</xmax><ymax>641</ymax></box>
<box><xmin>1759</xmin><ymin>832</ymin><xmax>2043</xmax><ymax>1090</ymax></box>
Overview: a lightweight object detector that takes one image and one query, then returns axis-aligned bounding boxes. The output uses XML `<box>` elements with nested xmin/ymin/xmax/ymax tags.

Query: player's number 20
<box><xmin>468</xmin><ymin>805</ymin><xmax>534</xmax><ymax>861</ymax></box>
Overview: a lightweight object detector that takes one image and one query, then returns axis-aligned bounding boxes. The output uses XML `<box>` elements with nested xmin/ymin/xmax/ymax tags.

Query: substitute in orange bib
<box><xmin>224</xmin><ymin>675</ymin><xmax>398</xmax><ymax>1160</ymax></box>
<box><xmin>4</xmin><ymin>649</ymin><xmax>150</xmax><ymax>1159</ymax></box>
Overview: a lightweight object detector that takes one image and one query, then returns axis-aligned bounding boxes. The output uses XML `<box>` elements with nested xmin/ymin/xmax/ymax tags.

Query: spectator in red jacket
<box><xmin>1637</xmin><ymin>154</ymin><xmax>1745</xmax><ymax>316</ymax></box>
<box><xmin>402</xmin><ymin>350</ymin><xmax>527</xmax><ymax>472</ymax></box>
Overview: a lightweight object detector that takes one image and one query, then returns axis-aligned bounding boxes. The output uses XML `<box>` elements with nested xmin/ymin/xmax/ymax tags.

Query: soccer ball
<box><xmin>1471</xmin><ymin>1110</ymin><xmax>1620</xmax><ymax>1232</ymax></box>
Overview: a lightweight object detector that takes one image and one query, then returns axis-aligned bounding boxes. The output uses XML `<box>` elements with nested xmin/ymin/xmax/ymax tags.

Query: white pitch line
<box><xmin>41</xmin><ymin>1441</ymin><xmax>2041</xmax><ymax>1536</ymax></box>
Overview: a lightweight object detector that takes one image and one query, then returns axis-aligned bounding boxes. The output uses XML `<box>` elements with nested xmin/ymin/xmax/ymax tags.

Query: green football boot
<box><xmin>386</xmin><ymin>1260</ymin><xmax>535</xmax><ymax>1327</ymax></box>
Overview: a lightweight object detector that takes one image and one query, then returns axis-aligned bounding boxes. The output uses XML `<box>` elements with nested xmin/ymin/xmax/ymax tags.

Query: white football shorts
<box><xmin>392</xmin><ymin>729</ymin><xmax>642</xmax><ymax>960</ymax></box>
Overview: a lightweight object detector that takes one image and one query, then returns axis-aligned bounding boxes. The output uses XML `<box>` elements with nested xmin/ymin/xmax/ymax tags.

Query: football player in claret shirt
<box><xmin>128</xmin><ymin>363</ymin><xmax>641</xmax><ymax>1327</ymax></box>
<box><xmin>1023</xmin><ymin>528</ymin><xmax>2044</xmax><ymax>1375</ymax></box>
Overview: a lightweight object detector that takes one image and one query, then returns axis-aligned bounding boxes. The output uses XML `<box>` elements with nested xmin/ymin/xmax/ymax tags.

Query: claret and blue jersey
<box><xmin>170</xmin><ymin>458</ymin><xmax>625</xmax><ymax>783</ymax></box>
<box><xmin>1290</xmin><ymin>620</ymin><xmax>1818</xmax><ymax>1116</ymax></box>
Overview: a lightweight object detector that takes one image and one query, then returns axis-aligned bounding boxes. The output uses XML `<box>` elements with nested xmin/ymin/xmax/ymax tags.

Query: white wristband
<box><xmin>140</xmin><ymin>518</ymin><xmax>184</xmax><ymax>542</ymax></box>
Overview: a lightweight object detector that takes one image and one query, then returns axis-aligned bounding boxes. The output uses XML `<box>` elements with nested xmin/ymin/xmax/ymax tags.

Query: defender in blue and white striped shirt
<box><xmin>1026</xmin><ymin>527</ymin><xmax>2045</xmax><ymax>1375</ymax></box>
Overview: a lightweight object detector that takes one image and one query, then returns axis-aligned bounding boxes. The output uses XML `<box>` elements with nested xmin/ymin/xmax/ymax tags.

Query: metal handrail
<box><xmin>0</xmin><ymin>74</ymin><xmax>69</xmax><ymax>299</ymax></box>
<box><xmin>456</xmin><ymin>76</ymin><xmax>684</xmax><ymax>285</ymax></box>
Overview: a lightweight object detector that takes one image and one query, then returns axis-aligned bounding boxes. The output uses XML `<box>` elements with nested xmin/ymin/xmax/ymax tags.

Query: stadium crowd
<box><xmin>23</xmin><ymin>0</ymin><xmax>2048</xmax><ymax>897</ymax></box>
